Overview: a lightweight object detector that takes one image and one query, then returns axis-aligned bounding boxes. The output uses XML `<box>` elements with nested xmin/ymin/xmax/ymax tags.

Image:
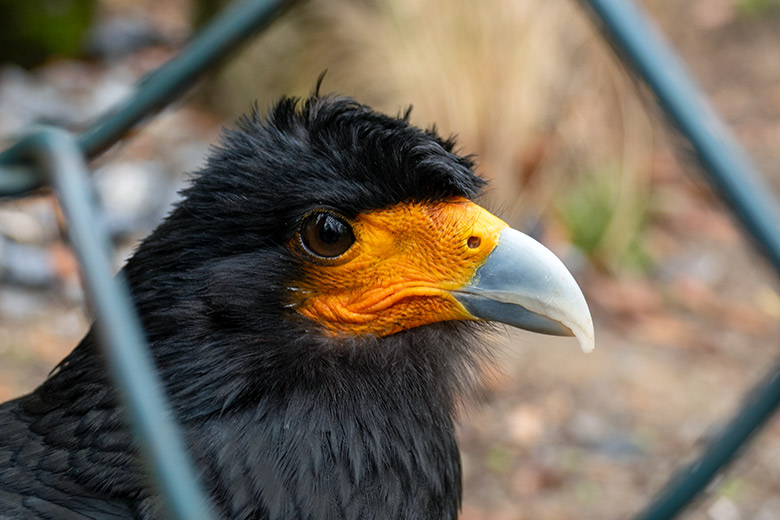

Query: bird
<box><xmin>0</xmin><ymin>94</ymin><xmax>594</xmax><ymax>519</ymax></box>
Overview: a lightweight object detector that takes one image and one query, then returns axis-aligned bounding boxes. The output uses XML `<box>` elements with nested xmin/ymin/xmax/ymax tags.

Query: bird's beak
<box><xmin>452</xmin><ymin>227</ymin><xmax>595</xmax><ymax>353</ymax></box>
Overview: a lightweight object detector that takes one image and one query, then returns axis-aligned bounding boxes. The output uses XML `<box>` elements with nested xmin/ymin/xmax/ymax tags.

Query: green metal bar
<box><xmin>0</xmin><ymin>0</ymin><xmax>302</xmax><ymax>513</ymax></box>
<box><xmin>78</xmin><ymin>0</ymin><xmax>295</xmax><ymax>158</ymax></box>
<box><xmin>0</xmin><ymin>0</ymin><xmax>295</xmax><ymax>197</ymax></box>
<box><xmin>638</xmin><ymin>366</ymin><xmax>780</xmax><ymax>520</ymax></box>
<box><xmin>5</xmin><ymin>128</ymin><xmax>214</xmax><ymax>520</ymax></box>
<box><xmin>580</xmin><ymin>0</ymin><xmax>780</xmax><ymax>518</ymax></box>
<box><xmin>0</xmin><ymin>164</ymin><xmax>46</xmax><ymax>197</ymax></box>
<box><xmin>582</xmin><ymin>0</ymin><xmax>780</xmax><ymax>269</ymax></box>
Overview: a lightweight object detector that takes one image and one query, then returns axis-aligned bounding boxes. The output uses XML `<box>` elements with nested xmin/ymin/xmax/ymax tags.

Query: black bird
<box><xmin>0</xmin><ymin>95</ymin><xmax>593</xmax><ymax>519</ymax></box>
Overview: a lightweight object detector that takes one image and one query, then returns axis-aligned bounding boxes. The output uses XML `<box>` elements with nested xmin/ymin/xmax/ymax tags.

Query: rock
<box><xmin>0</xmin><ymin>287</ymin><xmax>48</xmax><ymax>321</ymax></box>
<box><xmin>0</xmin><ymin>237</ymin><xmax>57</xmax><ymax>287</ymax></box>
<box><xmin>93</xmin><ymin>161</ymin><xmax>172</xmax><ymax>236</ymax></box>
<box><xmin>707</xmin><ymin>496</ymin><xmax>741</xmax><ymax>520</ymax></box>
<box><xmin>0</xmin><ymin>208</ymin><xmax>48</xmax><ymax>244</ymax></box>
<box><xmin>0</xmin><ymin>66</ymin><xmax>78</xmax><ymax>134</ymax></box>
<box><xmin>506</xmin><ymin>405</ymin><xmax>545</xmax><ymax>447</ymax></box>
<box><xmin>86</xmin><ymin>16</ymin><xmax>170</xmax><ymax>61</ymax></box>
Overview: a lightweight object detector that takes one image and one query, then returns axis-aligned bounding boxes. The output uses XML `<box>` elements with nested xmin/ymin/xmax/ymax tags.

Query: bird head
<box><xmin>120</xmin><ymin>95</ymin><xmax>593</xmax><ymax>417</ymax></box>
<box><xmin>21</xmin><ymin>95</ymin><xmax>595</xmax><ymax>519</ymax></box>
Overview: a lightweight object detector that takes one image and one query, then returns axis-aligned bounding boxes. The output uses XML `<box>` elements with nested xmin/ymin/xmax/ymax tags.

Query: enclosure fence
<box><xmin>1</xmin><ymin>0</ymin><xmax>778</xmax><ymax>518</ymax></box>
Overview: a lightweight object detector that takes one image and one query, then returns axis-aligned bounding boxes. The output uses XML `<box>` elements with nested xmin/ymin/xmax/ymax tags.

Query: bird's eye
<box><xmin>300</xmin><ymin>212</ymin><xmax>355</xmax><ymax>258</ymax></box>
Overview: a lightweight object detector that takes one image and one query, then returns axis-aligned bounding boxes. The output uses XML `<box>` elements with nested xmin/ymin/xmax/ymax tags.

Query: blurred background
<box><xmin>1</xmin><ymin>0</ymin><xmax>779</xmax><ymax>518</ymax></box>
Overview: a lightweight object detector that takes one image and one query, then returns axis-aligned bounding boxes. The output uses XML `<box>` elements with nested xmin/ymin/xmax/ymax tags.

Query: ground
<box><xmin>1</xmin><ymin>1</ymin><xmax>779</xmax><ymax>519</ymax></box>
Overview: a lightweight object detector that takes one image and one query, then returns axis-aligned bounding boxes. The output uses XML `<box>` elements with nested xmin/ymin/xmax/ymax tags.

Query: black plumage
<box><xmin>0</xmin><ymin>96</ymin><xmax>494</xmax><ymax>519</ymax></box>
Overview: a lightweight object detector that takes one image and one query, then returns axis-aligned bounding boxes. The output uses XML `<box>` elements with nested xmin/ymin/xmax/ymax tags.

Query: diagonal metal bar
<box><xmin>580</xmin><ymin>0</ymin><xmax>780</xmax><ymax>518</ymax></box>
<box><xmin>637</xmin><ymin>366</ymin><xmax>780</xmax><ymax>520</ymax></box>
<box><xmin>582</xmin><ymin>0</ymin><xmax>780</xmax><ymax>269</ymax></box>
<box><xmin>3</xmin><ymin>128</ymin><xmax>214</xmax><ymax>520</ymax></box>
<box><xmin>0</xmin><ymin>0</ymin><xmax>296</xmax><ymax>197</ymax></box>
<box><xmin>78</xmin><ymin>0</ymin><xmax>295</xmax><ymax>158</ymax></box>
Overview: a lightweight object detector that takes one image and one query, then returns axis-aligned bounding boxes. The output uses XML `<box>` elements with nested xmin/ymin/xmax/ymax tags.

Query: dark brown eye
<box><xmin>300</xmin><ymin>212</ymin><xmax>355</xmax><ymax>258</ymax></box>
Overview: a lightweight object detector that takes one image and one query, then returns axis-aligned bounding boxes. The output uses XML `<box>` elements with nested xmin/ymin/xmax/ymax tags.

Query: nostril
<box><xmin>467</xmin><ymin>236</ymin><xmax>481</xmax><ymax>249</ymax></box>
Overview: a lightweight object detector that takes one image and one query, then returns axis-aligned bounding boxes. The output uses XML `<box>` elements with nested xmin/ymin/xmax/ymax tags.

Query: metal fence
<box><xmin>1</xmin><ymin>0</ymin><xmax>778</xmax><ymax>518</ymax></box>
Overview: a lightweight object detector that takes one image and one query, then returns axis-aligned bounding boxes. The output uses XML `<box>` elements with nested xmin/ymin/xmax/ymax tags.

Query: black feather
<box><xmin>0</xmin><ymin>95</ymin><xmax>490</xmax><ymax>519</ymax></box>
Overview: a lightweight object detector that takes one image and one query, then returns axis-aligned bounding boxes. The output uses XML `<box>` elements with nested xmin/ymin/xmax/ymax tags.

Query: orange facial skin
<box><xmin>290</xmin><ymin>198</ymin><xmax>507</xmax><ymax>337</ymax></box>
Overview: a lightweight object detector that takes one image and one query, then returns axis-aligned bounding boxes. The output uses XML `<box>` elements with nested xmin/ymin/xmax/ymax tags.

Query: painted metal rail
<box><xmin>0</xmin><ymin>1</ymin><xmax>294</xmax><ymax>518</ymax></box>
<box><xmin>580</xmin><ymin>1</ymin><xmax>780</xmax><ymax>518</ymax></box>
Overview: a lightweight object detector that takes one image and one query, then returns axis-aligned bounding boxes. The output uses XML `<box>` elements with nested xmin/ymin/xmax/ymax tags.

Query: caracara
<box><xmin>0</xmin><ymin>95</ymin><xmax>593</xmax><ymax>519</ymax></box>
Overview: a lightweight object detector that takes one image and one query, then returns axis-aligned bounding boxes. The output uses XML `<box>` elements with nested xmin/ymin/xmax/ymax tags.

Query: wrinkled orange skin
<box><xmin>291</xmin><ymin>198</ymin><xmax>507</xmax><ymax>337</ymax></box>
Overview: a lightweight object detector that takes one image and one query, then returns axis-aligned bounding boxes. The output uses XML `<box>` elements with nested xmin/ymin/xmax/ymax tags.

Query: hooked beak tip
<box><xmin>454</xmin><ymin>228</ymin><xmax>595</xmax><ymax>353</ymax></box>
